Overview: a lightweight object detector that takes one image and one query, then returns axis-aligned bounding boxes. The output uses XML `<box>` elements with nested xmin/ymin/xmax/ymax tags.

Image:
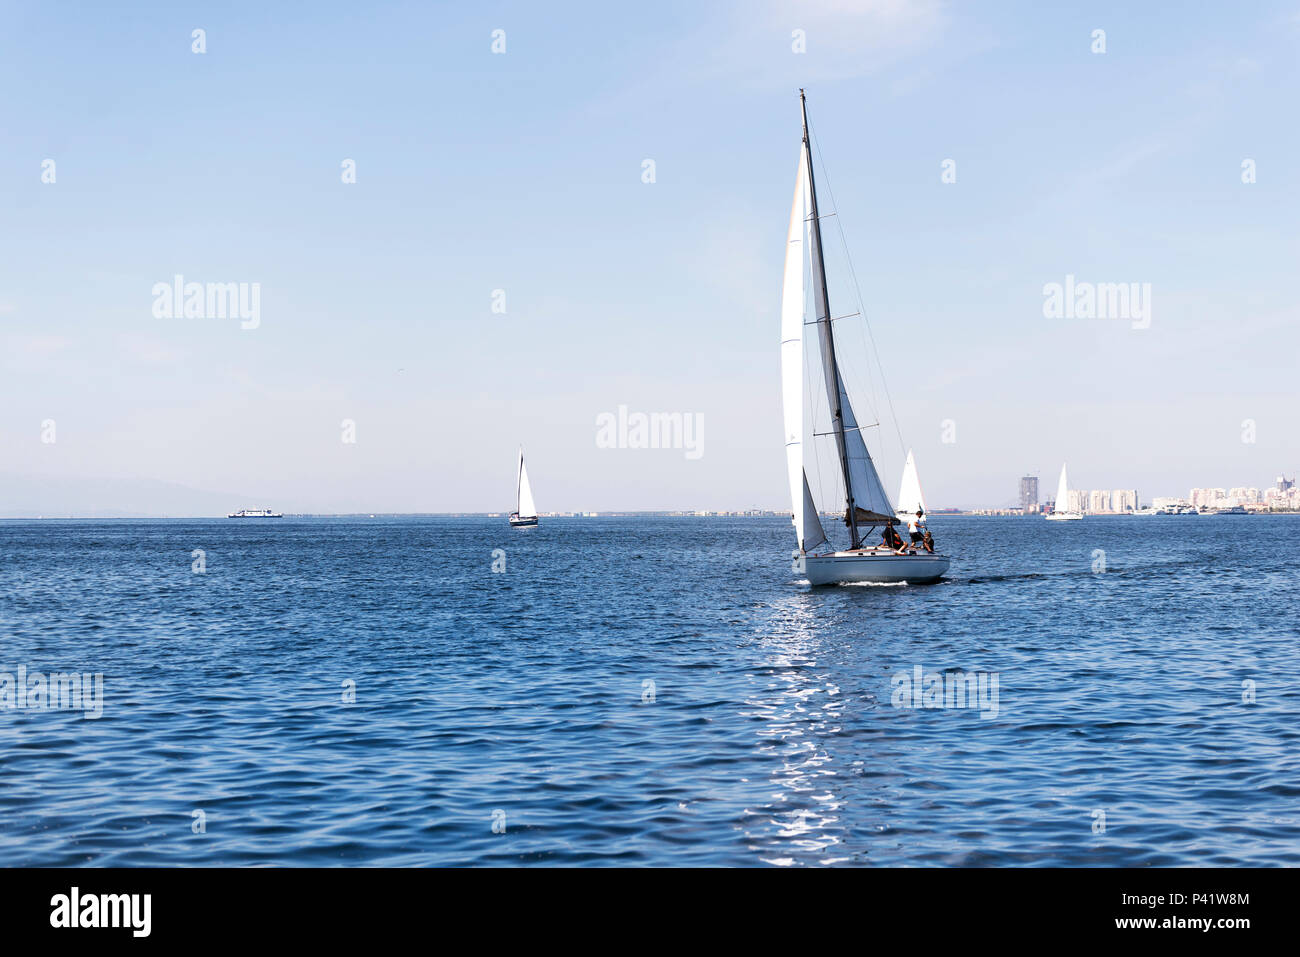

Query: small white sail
<box><xmin>1054</xmin><ymin>463</ymin><xmax>1069</xmax><ymax>512</ymax></box>
<box><xmin>897</xmin><ymin>449</ymin><xmax>927</xmax><ymax>516</ymax></box>
<box><xmin>780</xmin><ymin>148</ymin><xmax>827</xmax><ymax>553</ymax></box>
<box><xmin>517</xmin><ymin>448</ymin><xmax>537</xmax><ymax>518</ymax></box>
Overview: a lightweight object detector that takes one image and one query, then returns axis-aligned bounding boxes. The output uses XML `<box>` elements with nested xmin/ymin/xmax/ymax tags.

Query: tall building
<box><xmin>1190</xmin><ymin>488</ymin><xmax>1226</xmax><ymax>509</ymax></box>
<box><xmin>1112</xmin><ymin>489</ymin><xmax>1138</xmax><ymax>512</ymax></box>
<box><xmin>1087</xmin><ymin>489</ymin><xmax>1111</xmax><ymax>513</ymax></box>
<box><xmin>1067</xmin><ymin>489</ymin><xmax>1088</xmax><ymax>514</ymax></box>
<box><xmin>1019</xmin><ymin>475</ymin><xmax>1039</xmax><ymax>512</ymax></box>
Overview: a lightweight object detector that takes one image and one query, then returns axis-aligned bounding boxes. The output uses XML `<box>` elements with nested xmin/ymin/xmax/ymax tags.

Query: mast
<box><xmin>801</xmin><ymin>90</ymin><xmax>861</xmax><ymax>549</ymax></box>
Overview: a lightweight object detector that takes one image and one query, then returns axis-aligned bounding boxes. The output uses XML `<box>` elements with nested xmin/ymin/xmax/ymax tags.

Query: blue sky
<box><xmin>2</xmin><ymin>0</ymin><xmax>1298</xmax><ymax>514</ymax></box>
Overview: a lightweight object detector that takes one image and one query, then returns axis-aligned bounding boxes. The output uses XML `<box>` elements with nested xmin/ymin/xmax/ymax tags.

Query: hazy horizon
<box><xmin>0</xmin><ymin>465</ymin><xmax>1290</xmax><ymax>518</ymax></box>
<box><xmin>4</xmin><ymin>1</ymin><xmax>1298</xmax><ymax>516</ymax></box>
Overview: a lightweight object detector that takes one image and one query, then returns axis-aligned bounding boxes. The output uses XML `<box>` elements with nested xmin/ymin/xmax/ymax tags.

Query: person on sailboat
<box><xmin>907</xmin><ymin>509</ymin><xmax>927</xmax><ymax>549</ymax></box>
<box><xmin>882</xmin><ymin>522</ymin><xmax>907</xmax><ymax>553</ymax></box>
<box><xmin>921</xmin><ymin>527</ymin><xmax>935</xmax><ymax>553</ymax></box>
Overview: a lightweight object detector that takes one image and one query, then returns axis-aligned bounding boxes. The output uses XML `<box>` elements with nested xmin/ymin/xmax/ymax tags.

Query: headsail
<box><xmin>780</xmin><ymin>145</ymin><xmax>827</xmax><ymax>553</ymax></box>
<box><xmin>897</xmin><ymin>449</ymin><xmax>927</xmax><ymax>517</ymax></box>
<box><xmin>517</xmin><ymin>447</ymin><xmax>537</xmax><ymax>518</ymax></box>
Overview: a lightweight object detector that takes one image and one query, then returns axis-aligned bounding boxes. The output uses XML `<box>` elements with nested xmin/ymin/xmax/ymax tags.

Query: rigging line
<box><xmin>807</xmin><ymin>116</ymin><xmax>909</xmax><ymax>468</ymax></box>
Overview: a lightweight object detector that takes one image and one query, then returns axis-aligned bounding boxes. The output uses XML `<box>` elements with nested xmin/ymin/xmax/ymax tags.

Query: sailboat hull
<box><xmin>508</xmin><ymin>513</ymin><xmax>538</xmax><ymax>527</ymax></box>
<box><xmin>1044</xmin><ymin>512</ymin><xmax>1083</xmax><ymax>521</ymax></box>
<box><xmin>800</xmin><ymin>551</ymin><xmax>950</xmax><ymax>585</ymax></box>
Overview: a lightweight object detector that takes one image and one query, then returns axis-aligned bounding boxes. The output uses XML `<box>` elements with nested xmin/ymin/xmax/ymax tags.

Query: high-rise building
<box><xmin>1019</xmin><ymin>475</ymin><xmax>1039</xmax><ymax>512</ymax></box>
<box><xmin>1190</xmin><ymin>488</ymin><xmax>1226</xmax><ymax>509</ymax></box>
<box><xmin>1112</xmin><ymin>489</ymin><xmax>1138</xmax><ymax>512</ymax></box>
<box><xmin>1088</xmin><ymin>489</ymin><xmax>1111</xmax><ymax>513</ymax></box>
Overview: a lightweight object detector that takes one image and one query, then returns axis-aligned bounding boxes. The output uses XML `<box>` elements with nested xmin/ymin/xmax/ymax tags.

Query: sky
<box><xmin>2</xmin><ymin>0</ymin><xmax>1298</xmax><ymax>515</ymax></box>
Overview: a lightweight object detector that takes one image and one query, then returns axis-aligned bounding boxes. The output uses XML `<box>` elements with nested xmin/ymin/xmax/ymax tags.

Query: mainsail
<box><xmin>517</xmin><ymin>448</ymin><xmax>537</xmax><ymax>518</ymax></box>
<box><xmin>896</xmin><ymin>449</ymin><xmax>927</xmax><ymax>516</ymax></box>
<box><xmin>787</xmin><ymin>91</ymin><xmax>896</xmax><ymax>550</ymax></box>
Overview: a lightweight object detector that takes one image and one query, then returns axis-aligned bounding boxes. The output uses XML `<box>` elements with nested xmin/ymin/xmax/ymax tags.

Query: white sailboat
<box><xmin>1045</xmin><ymin>463</ymin><xmax>1083</xmax><ymax>520</ymax></box>
<box><xmin>896</xmin><ymin>449</ymin><xmax>927</xmax><ymax>518</ymax></box>
<box><xmin>781</xmin><ymin>91</ymin><xmax>949</xmax><ymax>586</ymax></box>
<box><xmin>509</xmin><ymin>447</ymin><xmax>539</xmax><ymax>527</ymax></box>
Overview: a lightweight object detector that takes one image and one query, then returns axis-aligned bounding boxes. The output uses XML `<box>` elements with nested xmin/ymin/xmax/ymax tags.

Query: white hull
<box><xmin>797</xmin><ymin>550</ymin><xmax>950</xmax><ymax>585</ymax></box>
<box><xmin>1045</xmin><ymin>512</ymin><xmax>1083</xmax><ymax>521</ymax></box>
<box><xmin>508</xmin><ymin>513</ymin><xmax>538</xmax><ymax>527</ymax></box>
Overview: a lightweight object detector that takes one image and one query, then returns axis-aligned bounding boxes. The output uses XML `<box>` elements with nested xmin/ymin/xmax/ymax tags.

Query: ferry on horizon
<box><xmin>227</xmin><ymin>507</ymin><xmax>283</xmax><ymax>518</ymax></box>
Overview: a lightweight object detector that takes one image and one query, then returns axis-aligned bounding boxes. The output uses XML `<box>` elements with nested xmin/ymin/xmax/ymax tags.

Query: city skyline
<box><xmin>3</xmin><ymin>466</ymin><xmax>1298</xmax><ymax>518</ymax></box>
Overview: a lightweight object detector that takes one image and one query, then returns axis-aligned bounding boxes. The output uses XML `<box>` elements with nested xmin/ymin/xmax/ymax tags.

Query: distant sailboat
<box><xmin>781</xmin><ymin>91</ymin><xmax>949</xmax><ymax>585</ymax></box>
<box><xmin>509</xmin><ymin>448</ymin><xmax>539</xmax><ymax>527</ymax></box>
<box><xmin>896</xmin><ymin>449</ymin><xmax>927</xmax><ymax>518</ymax></box>
<box><xmin>1045</xmin><ymin>463</ymin><xmax>1083</xmax><ymax>520</ymax></box>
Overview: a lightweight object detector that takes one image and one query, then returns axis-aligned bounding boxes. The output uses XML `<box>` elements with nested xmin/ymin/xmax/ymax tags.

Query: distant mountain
<box><xmin>0</xmin><ymin>473</ymin><xmax>261</xmax><ymax>518</ymax></box>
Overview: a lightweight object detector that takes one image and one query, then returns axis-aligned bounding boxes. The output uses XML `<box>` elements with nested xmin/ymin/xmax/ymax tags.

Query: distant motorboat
<box><xmin>227</xmin><ymin>507</ymin><xmax>282</xmax><ymax>518</ymax></box>
<box><xmin>508</xmin><ymin>447</ymin><xmax>539</xmax><ymax>527</ymax></box>
<box><xmin>1044</xmin><ymin>464</ymin><xmax>1083</xmax><ymax>520</ymax></box>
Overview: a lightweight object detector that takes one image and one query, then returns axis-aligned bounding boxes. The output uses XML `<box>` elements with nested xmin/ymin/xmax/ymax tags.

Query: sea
<box><xmin>1</xmin><ymin>515</ymin><xmax>1297</xmax><ymax>866</ymax></box>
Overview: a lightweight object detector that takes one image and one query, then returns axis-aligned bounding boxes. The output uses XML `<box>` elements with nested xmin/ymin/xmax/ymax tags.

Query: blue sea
<box><xmin>1</xmin><ymin>515</ymin><xmax>1297</xmax><ymax>866</ymax></box>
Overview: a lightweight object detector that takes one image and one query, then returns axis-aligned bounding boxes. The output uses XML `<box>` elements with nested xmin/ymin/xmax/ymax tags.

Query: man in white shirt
<box><xmin>907</xmin><ymin>510</ymin><xmax>926</xmax><ymax>549</ymax></box>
